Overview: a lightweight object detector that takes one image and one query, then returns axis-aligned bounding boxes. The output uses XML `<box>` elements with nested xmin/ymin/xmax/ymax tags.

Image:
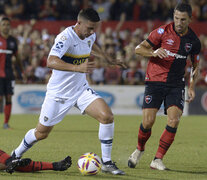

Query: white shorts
<box><xmin>39</xmin><ymin>87</ymin><xmax>101</xmax><ymax>126</ymax></box>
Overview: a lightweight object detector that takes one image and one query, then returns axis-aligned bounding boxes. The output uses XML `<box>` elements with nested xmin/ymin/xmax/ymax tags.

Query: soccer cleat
<box><xmin>6</xmin><ymin>158</ymin><xmax>32</xmax><ymax>174</ymax></box>
<box><xmin>3</xmin><ymin>123</ymin><xmax>11</xmax><ymax>129</ymax></box>
<box><xmin>128</xmin><ymin>149</ymin><xmax>144</xmax><ymax>168</ymax></box>
<box><xmin>150</xmin><ymin>159</ymin><xmax>168</xmax><ymax>170</ymax></box>
<box><xmin>11</xmin><ymin>150</ymin><xmax>21</xmax><ymax>160</ymax></box>
<box><xmin>53</xmin><ymin>156</ymin><xmax>72</xmax><ymax>171</ymax></box>
<box><xmin>101</xmin><ymin>160</ymin><xmax>125</xmax><ymax>175</ymax></box>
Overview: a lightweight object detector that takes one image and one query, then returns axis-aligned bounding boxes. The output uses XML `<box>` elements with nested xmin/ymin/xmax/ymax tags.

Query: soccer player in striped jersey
<box><xmin>128</xmin><ymin>2</ymin><xmax>201</xmax><ymax>170</ymax></box>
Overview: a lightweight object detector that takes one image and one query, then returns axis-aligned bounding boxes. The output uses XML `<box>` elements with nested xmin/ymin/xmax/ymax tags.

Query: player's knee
<box><xmin>99</xmin><ymin>112</ymin><xmax>114</xmax><ymax>124</ymax></box>
<box><xmin>143</xmin><ymin>116</ymin><xmax>155</xmax><ymax>129</ymax></box>
<box><xmin>168</xmin><ymin>117</ymin><xmax>179</xmax><ymax>127</ymax></box>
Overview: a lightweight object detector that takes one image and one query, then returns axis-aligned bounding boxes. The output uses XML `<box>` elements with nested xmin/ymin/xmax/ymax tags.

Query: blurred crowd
<box><xmin>0</xmin><ymin>0</ymin><xmax>207</xmax><ymax>21</ymax></box>
<box><xmin>0</xmin><ymin>0</ymin><xmax>207</xmax><ymax>87</ymax></box>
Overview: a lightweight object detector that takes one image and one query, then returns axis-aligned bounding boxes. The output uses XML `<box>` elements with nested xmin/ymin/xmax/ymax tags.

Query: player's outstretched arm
<box><xmin>91</xmin><ymin>43</ymin><xmax>127</xmax><ymax>68</ymax></box>
<box><xmin>135</xmin><ymin>40</ymin><xmax>168</xmax><ymax>59</ymax></box>
<box><xmin>47</xmin><ymin>55</ymin><xmax>95</xmax><ymax>73</ymax></box>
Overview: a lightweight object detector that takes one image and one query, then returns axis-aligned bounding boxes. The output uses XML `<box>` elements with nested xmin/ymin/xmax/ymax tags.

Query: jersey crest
<box><xmin>185</xmin><ymin>43</ymin><xmax>192</xmax><ymax>53</ymax></box>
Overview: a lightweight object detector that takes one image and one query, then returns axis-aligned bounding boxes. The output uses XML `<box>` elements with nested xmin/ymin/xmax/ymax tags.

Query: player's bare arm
<box><xmin>91</xmin><ymin>43</ymin><xmax>127</xmax><ymax>68</ymax></box>
<box><xmin>47</xmin><ymin>55</ymin><xmax>95</xmax><ymax>73</ymax></box>
<box><xmin>186</xmin><ymin>57</ymin><xmax>199</xmax><ymax>103</ymax></box>
<box><xmin>135</xmin><ymin>40</ymin><xmax>168</xmax><ymax>59</ymax></box>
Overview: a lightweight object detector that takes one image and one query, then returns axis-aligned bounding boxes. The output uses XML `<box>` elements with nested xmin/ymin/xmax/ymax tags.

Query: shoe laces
<box><xmin>104</xmin><ymin>161</ymin><xmax>118</xmax><ymax>169</ymax></box>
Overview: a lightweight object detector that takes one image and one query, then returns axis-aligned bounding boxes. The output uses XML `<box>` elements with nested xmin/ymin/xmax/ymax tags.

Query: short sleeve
<box><xmin>191</xmin><ymin>39</ymin><xmax>201</xmax><ymax>55</ymax></box>
<box><xmin>146</xmin><ymin>27</ymin><xmax>165</xmax><ymax>47</ymax></box>
<box><xmin>13</xmin><ymin>38</ymin><xmax>18</xmax><ymax>55</ymax></box>
<box><xmin>49</xmin><ymin>29</ymin><xmax>71</xmax><ymax>58</ymax></box>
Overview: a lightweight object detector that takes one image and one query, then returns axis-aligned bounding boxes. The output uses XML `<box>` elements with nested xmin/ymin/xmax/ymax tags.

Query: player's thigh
<box><xmin>39</xmin><ymin>96</ymin><xmax>72</xmax><ymax>127</ymax></box>
<box><xmin>85</xmin><ymin>98</ymin><xmax>113</xmax><ymax>124</ymax></box>
<box><xmin>165</xmin><ymin>87</ymin><xmax>185</xmax><ymax>114</ymax></box>
<box><xmin>167</xmin><ymin>106</ymin><xmax>182</xmax><ymax>128</ymax></box>
<box><xmin>77</xmin><ymin>87</ymin><xmax>113</xmax><ymax>124</ymax></box>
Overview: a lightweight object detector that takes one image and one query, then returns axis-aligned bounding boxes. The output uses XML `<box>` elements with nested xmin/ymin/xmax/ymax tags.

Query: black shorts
<box><xmin>0</xmin><ymin>78</ymin><xmax>15</xmax><ymax>96</ymax></box>
<box><xmin>142</xmin><ymin>84</ymin><xmax>185</xmax><ymax>114</ymax></box>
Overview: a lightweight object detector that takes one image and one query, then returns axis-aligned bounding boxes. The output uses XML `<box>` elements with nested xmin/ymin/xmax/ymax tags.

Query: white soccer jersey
<box><xmin>47</xmin><ymin>25</ymin><xmax>96</xmax><ymax>99</ymax></box>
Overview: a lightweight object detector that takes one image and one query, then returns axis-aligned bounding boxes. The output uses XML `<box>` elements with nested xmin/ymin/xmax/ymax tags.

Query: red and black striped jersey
<box><xmin>146</xmin><ymin>22</ymin><xmax>201</xmax><ymax>87</ymax></box>
<box><xmin>0</xmin><ymin>35</ymin><xmax>18</xmax><ymax>79</ymax></box>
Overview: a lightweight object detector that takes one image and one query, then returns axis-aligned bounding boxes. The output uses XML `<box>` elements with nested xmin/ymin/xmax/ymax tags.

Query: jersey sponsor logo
<box><xmin>157</xmin><ymin>28</ymin><xmax>164</xmax><ymax>34</ymax></box>
<box><xmin>145</xmin><ymin>95</ymin><xmax>152</xmax><ymax>104</ymax></box>
<box><xmin>0</xmin><ymin>49</ymin><xmax>13</xmax><ymax>54</ymax></box>
<box><xmin>166</xmin><ymin>39</ymin><xmax>174</xmax><ymax>45</ymax></box>
<box><xmin>201</xmin><ymin>92</ymin><xmax>207</xmax><ymax>112</ymax></box>
<box><xmin>185</xmin><ymin>43</ymin><xmax>192</xmax><ymax>52</ymax></box>
<box><xmin>55</xmin><ymin>41</ymin><xmax>64</xmax><ymax>49</ymax></box>
<box><xmin>62</xmin><ymin>53</ymin><xmax>90</xmax><ymax>65</ymax></box>
<box><xmin>164</xmin><ymin>49</ymin><xmax>187</xmax><ymax>59</ymax></box>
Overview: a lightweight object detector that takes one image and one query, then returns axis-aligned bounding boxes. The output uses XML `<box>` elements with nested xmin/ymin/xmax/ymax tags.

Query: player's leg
<box><xmin>0</xmin><ymin>149</ymin><xmax>31</xmax><ymax>173</ymax></box>
<box><xmin>150</xmin><ymin>87</ymin><xmax>184</xmax><ymax>170</ymax></box>
<box><xmin>15</xmin><ymin>156</ymin><xmax>72</xmax><ymax>172</ymax></box>
<box><xmin>128</xmin><ymin>84</ymin><xmax>163</xmax><ymax>168</ymax></box>
<box><xmin>3</xmin><ymin>79</ymin><xmax>14</xmax><ymax>129</ymax></box>
<box><xmin>12</xmin><ymin>96</ymin><xmax>69</xmax><ymax>158</ymax></box>
<box><xmin>12</xmin><ymin>124</ymin><xmax>53</xmax><ymax>159</ymax></box>
<box><xmin>3</xmin><ymin>94</ymin><xmax>12</xmax><ymax>129</ymax></box>
<box><xmin>77</xmin><ymin>87</ymin><xmax>124</xmax><ymax>175</ymax></box>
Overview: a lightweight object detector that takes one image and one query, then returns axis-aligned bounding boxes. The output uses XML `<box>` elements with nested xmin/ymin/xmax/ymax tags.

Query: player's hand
<box><xmin>152</xmin><ymin>48</ymin><xmax>168</xmax><ymax>59</ymax></box>
<box><xmin>113</xmin><ymin>59</ymin><xmax>128</xmax><ymax>68</ymax></box>
<box><xmin>75</xmin><ymin>59</ymin><xmax>95</xmax><ymax>73</ymax></box>
<box><xmin>186</xmin><ymin>87</ymin><xmax>195</xmax><ymax>103</ymax></box>
<box><xmin>106</xmin><ymin>58</ymin><xmax>128</xmax><ymax>68</ymax></box>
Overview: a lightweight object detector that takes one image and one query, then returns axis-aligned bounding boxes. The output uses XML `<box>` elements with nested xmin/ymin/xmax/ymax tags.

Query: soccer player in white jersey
<box><xmin>11</xmin><ymin>8</ymin><xmax>125</xmax><ymax>175</ymax></box>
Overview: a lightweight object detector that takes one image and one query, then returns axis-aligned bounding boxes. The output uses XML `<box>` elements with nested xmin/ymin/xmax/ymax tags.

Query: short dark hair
<box><xmin>1</xmin><ymin>17</ymin><xmax>11</xmax><ymax>22</ymax></box>
<box><xmin>78</xmin><ymin>8</ymin><xmax>100</xmax><ymax>22</ymax></box>
<box><xmin>174</xmin><ymin>3</ymin><xmax>192</xmax><ymax>17</ymax></box>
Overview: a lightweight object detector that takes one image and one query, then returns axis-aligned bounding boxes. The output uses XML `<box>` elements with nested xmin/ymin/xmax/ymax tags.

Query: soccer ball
<box><xmin>77</xmin><ymin>152</ymin><xmax>102</xmax><ymax>175</ymax></box>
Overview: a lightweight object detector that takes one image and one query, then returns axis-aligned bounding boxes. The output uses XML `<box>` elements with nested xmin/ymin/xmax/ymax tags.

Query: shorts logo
<box><xmin>145</xmin><ymin>95</ymin><xmax>152</xmax><ymax>104</ymax></box>
<box><xmin>185</xmin><ymin>43</ymin><xmax>192</xmax><ymax>52</ymax></box>
<box><xmin>55</xmin><ymin>42</ymin><xmax>64</xmax><ymax>49</ymax></box>
<box><xmin>44</xmin><ymin>116</ymin><xmax>49</xmax><ymax>122</ymax></box>
<box><xmin>157</xmin><ymin>28</ymin><xmax>164</xmax><ymax>34</ymax></box>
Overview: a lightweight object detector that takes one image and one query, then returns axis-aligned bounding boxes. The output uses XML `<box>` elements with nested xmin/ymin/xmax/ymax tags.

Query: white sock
<box><xmin>99</xmin><ymin>122</ymin><xmax>114</xmax><ymax>163</ymax></box>
<box><xmin>14</xmin><ymin>128</ymin><xmax>37</xmax><ymax>157</ymax></box>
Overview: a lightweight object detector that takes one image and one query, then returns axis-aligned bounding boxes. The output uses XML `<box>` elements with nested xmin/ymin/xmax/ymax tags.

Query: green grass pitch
<box><xmin>0</xmin><ymin>114</ymin><xmax>207</xmax><ymax>180</ymax></box>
